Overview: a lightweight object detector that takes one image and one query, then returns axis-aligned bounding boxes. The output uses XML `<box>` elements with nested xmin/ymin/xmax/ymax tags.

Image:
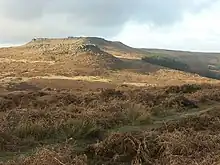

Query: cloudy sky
<box><xmin>0</xmin><ymin>0</ymin><xmax>219</xmax><ymax>52</ymax></box>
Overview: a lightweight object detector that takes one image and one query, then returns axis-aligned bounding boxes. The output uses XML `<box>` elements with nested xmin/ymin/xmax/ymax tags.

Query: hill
<box><xmin>27</xmin><ymin>37</ymin><xmax>220</xmax><ymax>80</ymax></box>
<box><xmin>82</xmin><ymin>37</ymin><xmax>220</xmax><ymax>80</ymax></box>
<box><xmin>1</xmin><ymin>37</ymin><xmax>220</xmax><ymax>165</ymax></box>
<box><xmin>140</xmin><ymin>48</ymin><xmax>220</xmax><ymax>79</ymax></box>
<box><xmin>0</xmin><ymin>38</ymin><xmax>132</xmax><ymax>77</ymax></box>
<box><xmin>0</xmin><ymin>37</ymin><xmax>218</xmax><ymax>91</ymax></box>
<box><xmin>81</xmin><ymin>37</ymin><xmax>220</xmax><ymax>80</ymax></box>
<box><xmin>18</xmin><ymin>37</ymin><xmax>220</xmax><ymax>79</ymax></box>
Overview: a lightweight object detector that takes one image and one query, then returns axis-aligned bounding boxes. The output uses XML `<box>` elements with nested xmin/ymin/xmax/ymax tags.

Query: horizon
<box><xmin>1</xmin><ymin>36</ymin><xmax>220</xmax><ymax>54</ymax></box>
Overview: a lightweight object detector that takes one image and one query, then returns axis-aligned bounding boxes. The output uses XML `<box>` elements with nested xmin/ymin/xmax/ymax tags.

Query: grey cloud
<box><xmin>0</xmin><ymin>0</ymin><xmax>217</xmax><ymax>44</ymax></box>
<box><xmin>0</xmin><ymin>0</ymin><xmax>215</xmax><ymax>25</ymax></box>
<box><xmin>0</xmin><ymin>0</ymin><xmax>47</xmax><ymax>20</ymax></box>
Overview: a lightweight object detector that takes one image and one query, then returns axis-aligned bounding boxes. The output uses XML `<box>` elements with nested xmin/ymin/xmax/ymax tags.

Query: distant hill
<box><xmin>141</xmin><ymin>48</ymin><xmax>220</xmax><ymax>79</ymax></box>
<box><xmin>1</xmin><ymin>36</ymin><xmax>220</xmax><ymax>80</ymax></box>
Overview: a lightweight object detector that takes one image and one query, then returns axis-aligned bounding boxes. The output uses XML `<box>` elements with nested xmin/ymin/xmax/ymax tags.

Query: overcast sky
<box><xmin>0</xmin><ymin>0</ymin><xmax>219</xmax><ymax>52</ymax></box>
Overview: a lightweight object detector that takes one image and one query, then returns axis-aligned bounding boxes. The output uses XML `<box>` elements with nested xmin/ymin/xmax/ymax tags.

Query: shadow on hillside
<box><xmin>141</xmin><ymin>56</ymin><xmax>220</xmax><ymax>80</ymax></box>
<box><xmin>115</xmin><ymin>58</ymin><xmax>161</xmax><ymax>74</ymax></box>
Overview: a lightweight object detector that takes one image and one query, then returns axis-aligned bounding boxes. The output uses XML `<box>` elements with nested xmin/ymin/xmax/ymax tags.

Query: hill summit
<box><xmin>24</xmin><ymin>37</ymin><xmax>126</xmax><ymax>72</ymax></box>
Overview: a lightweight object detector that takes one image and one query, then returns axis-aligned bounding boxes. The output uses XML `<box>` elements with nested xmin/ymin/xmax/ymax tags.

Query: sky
<box><xmin>0</xmin><ymin>0</ymin><xmax>220</xmax><ymax>52</ymax></box>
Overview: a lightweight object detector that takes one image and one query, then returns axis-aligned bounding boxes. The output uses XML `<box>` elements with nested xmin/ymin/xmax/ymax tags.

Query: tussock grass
<box><xmin>14</xmin><ymin>118</ymin><xmax>102</xmax><ymax>141</ymax></box>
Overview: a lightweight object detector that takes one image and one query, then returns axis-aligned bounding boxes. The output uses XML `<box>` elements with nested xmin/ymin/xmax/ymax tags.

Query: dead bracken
<box><xmin>0</xmin><ymin>84</ymin><xmax>220</xmax><ymax>164</ymax></box>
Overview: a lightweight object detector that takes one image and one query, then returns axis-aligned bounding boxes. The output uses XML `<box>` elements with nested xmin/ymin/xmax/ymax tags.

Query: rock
<box><xmin>76</xmin><ymin>44</ymin><xmax>102</xmax><ymax>54</ymax></box>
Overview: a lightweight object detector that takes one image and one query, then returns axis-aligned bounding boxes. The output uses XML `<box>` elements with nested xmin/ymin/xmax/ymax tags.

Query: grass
<box><xmin>1</xmin><ymin>84</ymin><xmax>220</xmax><ymax>164</ymax></box>
<box><xmin>125</xmin><ymin>103</ymin><xmax>152</xmax><ymax>126</ymax></box>
<box><xmin>13</xmin><ymin>118</ymin><xmax>103</xmax><ymax>141</ymax></box>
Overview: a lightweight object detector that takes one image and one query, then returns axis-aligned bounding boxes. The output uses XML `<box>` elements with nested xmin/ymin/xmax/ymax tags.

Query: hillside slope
<box><xmin>141</xmin><ymin>48</ymin><xmax>220</xmax><ymax>79</ymax></box>
<box><xmin>0</xmin><ymin>37</ymin><xmax>218</xmax><ymax>92</ymax></box>
<box><xmin>83</xmin><ymin>38</ymin><xmax>220</xmax><ymax>80</ymax></box>
<box><xmin>81</xmin><ymin>37</ymin><xmax>220</xmax><ymax>80</ymax></box>
<box><xmin>66</xmin><ymin>37</ymin><xmax>220</xmax><ymax>80</ymax></box>
<box><xmin>0</xmin><ymin>37</ymin><xmax>161</xmax><ymax>75</ymax></box>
